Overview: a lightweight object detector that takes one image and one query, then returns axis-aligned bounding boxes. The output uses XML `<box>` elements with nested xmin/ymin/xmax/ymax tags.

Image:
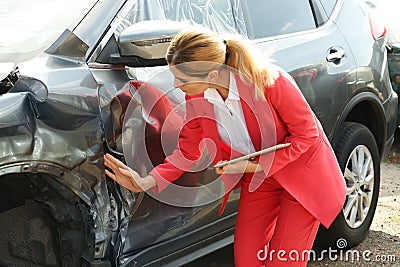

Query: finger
<box><xmin>119</xmin><ymin>167</ymin><xmax>134</xmax><ymax>176</ymax></box>
<box><xmin>104</xmin><ymin>156</ymin><xmax>118</xmax><ymax>172</ymax></box>
<box><xmin>119</xmin><ymin>168</ymin><xmax>138</xmax><ymax>183</ymax></box>
<box><xmin>106</xmin><ymin>169</ymin><xmax>130</xmax><ymax>189</ymax></box>
<box><xmin>105</xmin><ymin>166</ymin><xmax>128</xmax><ymax>183</ymax></box>
<box><xmin>104</xmin><ymin>155</ymin><xmax>120</xmax><ymax>171</ymax></box>
<box><xmin>215</xmin><ymin>165</ymin><xmax>227</xmax><ymax>175</ymax></box>
<box><xmin>119</xmin><ymin>168</ymin><xmax>146</xmax><ymax>190</ymax></box>
<box><xmin>214</xmin><ymin>161</ymin><xmax>226</xmax><ymax>172</ymax></box>
<box><xmin>104</xmin><ymin>154</ymin><xmax>125</xmax><ymax>169</ymax></box>
<box><xmin>106</xmin><ymin>169</ymin><xmax>138</xmax><ymax>192</ymax></box>
<box><xmin>105</xmin><ymin>154</ymin><xmax>129</xmax><ymax>170</ymax></box>
<box><xmin>215</xmin><ymin>168</ymin><xmax>224</xmax><ymax>175</ymax></box>
<box><xmin>105</xmin><ymin>169</ymin><xmax>116</xmax><ymax>181</ymax></box>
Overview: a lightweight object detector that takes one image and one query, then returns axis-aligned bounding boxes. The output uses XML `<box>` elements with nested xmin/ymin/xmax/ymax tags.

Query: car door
<box><xmin>238</xmin><ymin>0</ymin><xmax>355</xmax><ymax>139</ymax></box>
<box><xmin>89</xmin><ymin>0</ymin><xmax>244</xmax><ymax>265</ymax></box>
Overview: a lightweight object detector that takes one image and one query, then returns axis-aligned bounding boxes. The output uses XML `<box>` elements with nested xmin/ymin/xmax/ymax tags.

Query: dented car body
<box><xmin>0</xmin><ymin>0</ymin><xmax>398</xmax><ymax>266</ymax></box>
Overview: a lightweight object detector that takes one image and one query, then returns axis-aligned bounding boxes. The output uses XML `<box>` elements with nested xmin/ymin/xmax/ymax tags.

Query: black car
<box><xmin>0</xmin><ymin>0</ymin><xmax>397</xmax><ymax>266</ymax></box>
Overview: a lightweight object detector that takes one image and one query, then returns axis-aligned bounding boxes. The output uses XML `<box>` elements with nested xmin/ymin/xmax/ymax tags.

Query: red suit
<box><xmin>149</xmin><ymin>68</ymin><xmax>346</xmax><ymax>266</ymax></box>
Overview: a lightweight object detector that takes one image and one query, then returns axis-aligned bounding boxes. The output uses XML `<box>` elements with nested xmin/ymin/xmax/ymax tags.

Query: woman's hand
<box><xmin>215</xmin><ymin>160</ymin><xmax>263</xmax><ymax>175</ymax></box>
<box><xmin>104</xmin><ymin>153</ymin><xmax>156</xmax><ymax>192</ymax></box>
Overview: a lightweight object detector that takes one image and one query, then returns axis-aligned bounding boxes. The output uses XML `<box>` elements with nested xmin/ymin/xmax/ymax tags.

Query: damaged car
<box><xmin>0</xmin><ymin>0</ymin><xmax>398</xmax><ymax>266</ymax></box>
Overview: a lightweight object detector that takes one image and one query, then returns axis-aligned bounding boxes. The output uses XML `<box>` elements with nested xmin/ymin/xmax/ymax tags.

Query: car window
<box><xmin>161</xmin><ymin>0</ymin><xmax>241</xmax><ymax>34</ymax></box>
<box><xmin>311</xmin><ymin>0</ymin><xmax>329</xmax><ymax>26</ymax></box>
<box><xmin>319</xmin><ymin>0</ymin><xmax>337</xmax><ymax>16</ymax></box>
<box><xmin>242</xmin><ymin>0</ymin><xmax>316</xmax><ymax>39</ymax></box>
<box><xmin>111</xmin><ymin>0</ymin><xmax>244</xmax><ymax>37</ymax></box>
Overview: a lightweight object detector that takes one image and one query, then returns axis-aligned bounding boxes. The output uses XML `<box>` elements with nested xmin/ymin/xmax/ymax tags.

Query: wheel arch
<box><xmin>331</xmin><ymin>92</ymin><xmax>387</xmax><ymax>160</ymax></box>
<box><xmin>0</xmin><ymin>162</ymin><xmax>113</xmax><ymax>265</ymax></box>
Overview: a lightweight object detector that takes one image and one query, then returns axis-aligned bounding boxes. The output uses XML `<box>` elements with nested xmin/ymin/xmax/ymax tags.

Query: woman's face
<box><xmin>170</xmin><ymin>66</ymin><xmax>211</xmax><ymax>96</ymax></box>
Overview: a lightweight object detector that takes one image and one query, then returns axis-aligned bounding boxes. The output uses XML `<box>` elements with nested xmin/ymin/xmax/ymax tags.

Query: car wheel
<box><xmin>314</xmin><ymin>122</ymin><xmax>380</xmax><ymax>250</ymax></box>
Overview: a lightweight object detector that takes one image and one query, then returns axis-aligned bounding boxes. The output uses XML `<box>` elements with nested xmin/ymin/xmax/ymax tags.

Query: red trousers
<box><xmin>234</xmin><ymin>176</ymin><xmax>320</xmax><ymax>267</ymax></box>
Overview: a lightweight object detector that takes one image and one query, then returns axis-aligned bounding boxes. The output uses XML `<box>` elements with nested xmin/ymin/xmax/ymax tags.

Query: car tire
<box><xmin>314</xmin><ymin>122</ymin><xmax>380</xmax><ymax>250</ymax></box>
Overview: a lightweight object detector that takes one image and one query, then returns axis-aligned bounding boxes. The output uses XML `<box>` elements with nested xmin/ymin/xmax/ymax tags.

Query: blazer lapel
<box><xmin>235</xmin><ymin>75</ymin><xmax>262</xmax><ymax>151</ymax></box>
<box><xmin>235</xmin><ymin>75</ymin><xmax>277</xmax><ymax>150</ymax></box>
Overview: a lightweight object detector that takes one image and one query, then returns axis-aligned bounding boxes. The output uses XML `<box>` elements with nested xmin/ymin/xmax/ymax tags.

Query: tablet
<box><xmin>213</xmin><ymin>143</ymin><xmax>291</xmax><ymax>168</ymax></box>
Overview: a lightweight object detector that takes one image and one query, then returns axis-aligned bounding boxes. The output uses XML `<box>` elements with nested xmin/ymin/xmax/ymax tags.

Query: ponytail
<box><xmin>224</xmin><ymin>37</ymin><xmax>277</xmax><ymax>99</ymax></box>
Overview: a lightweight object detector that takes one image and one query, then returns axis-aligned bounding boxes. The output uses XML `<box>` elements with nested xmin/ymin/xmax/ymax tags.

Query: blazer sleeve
<box><xmin>260</xmin><ymin>70</ymin><xmax>320</xmax><ymax>177</ymax></box>
<box><xmin>149</xmin><ymin>95</ymin><xmax>204</xmax><ymax>193</ymax></box>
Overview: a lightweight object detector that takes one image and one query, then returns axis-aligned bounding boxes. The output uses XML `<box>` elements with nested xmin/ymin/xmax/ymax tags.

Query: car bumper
<box><xmin>383</xmin><ymin>89</ymin><xmax>399</xmax><ymax>159</ymax></box>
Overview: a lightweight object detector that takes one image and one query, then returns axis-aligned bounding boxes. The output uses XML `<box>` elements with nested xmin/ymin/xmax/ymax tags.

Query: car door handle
<box><xmin>326</xmin><ymin>49</ymin><xmax>345</xmax><ymax>62</ymax></box>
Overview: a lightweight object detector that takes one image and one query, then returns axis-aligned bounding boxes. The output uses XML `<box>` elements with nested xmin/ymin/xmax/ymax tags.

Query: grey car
<box><xmin>0</xmin><ymin>0</ymin><xmax>398</xmax><ymax>266</ymax></box>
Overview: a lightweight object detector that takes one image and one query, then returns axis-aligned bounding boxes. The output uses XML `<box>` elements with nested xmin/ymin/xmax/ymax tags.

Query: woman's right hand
<box><xmin>215</xmin><ymin>159</ymin><xmax>263</xmax><ymax>175</ymax></box>
<box><xmin>104</xmin><ymin>153</ymin><xmax>156</xmax><ymax>192</ymax></box>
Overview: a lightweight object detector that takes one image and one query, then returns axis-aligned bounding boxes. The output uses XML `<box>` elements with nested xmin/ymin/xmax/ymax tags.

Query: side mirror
<box><xmin>113</xmin><ymin>20</ymin><xmax>190</xmax><ymax>67</ymax></box>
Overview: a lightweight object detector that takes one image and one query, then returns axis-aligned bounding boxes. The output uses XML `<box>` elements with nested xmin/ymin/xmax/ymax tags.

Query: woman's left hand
<box><xmin>104</xmin><ymin>153</ymin><xmax>156</xmax><ymax>192</ymax></box>
<box><xmin>215</xmin><ymin>160</ymin><xmax>263</xmax><ymax>175</ymax></box>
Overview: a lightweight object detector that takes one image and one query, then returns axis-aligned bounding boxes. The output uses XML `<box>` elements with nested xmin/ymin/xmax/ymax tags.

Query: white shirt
<box><xmin>204</xmin><ymin>73</ymin><xmax>255</xmax><ymax>155</ymax></box>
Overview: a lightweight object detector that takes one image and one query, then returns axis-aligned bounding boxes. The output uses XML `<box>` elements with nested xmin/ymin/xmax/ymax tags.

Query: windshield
<box><xmin>0</xmin><ymin>0</ymin><xmax>98</xmax><ymax>63</ymax></box>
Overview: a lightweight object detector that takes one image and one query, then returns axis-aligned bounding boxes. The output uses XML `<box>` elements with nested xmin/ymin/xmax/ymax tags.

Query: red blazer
<box><xmin>149</xmin><ymin>68</ymin><xmax>346</xmax><ymax>228</ymax></box>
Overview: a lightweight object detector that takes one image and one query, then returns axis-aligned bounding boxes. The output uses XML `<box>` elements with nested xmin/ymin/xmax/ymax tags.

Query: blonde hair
<box><xmin>166</xmin><ymin>28</ymin><xmax>277</xmax><ymax>98</ymax></box>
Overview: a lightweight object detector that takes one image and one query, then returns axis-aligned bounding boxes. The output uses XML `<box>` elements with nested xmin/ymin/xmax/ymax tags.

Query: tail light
<box><xmin>368</xmin><ymin>11</ymin><xmax>387</xmax><ymax>40</ymax></box>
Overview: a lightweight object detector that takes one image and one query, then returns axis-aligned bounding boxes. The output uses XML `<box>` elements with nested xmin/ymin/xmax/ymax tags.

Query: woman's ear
<box><xmin>207</xmin><ymin>70</ymin><xmax>219</xmax><ymax>83</ymax></box>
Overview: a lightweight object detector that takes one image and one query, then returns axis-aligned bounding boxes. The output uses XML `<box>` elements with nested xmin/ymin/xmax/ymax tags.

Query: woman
<box><xmin>104</xmin><ymin>28</ymin><xmax>346</xmax><ymax>266</ymax></box>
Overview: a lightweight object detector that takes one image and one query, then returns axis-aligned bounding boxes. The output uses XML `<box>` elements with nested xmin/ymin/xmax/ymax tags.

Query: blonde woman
<box><xmin>105</xmin><ymin>28</ymin><xmax>346</xmax><ymax>266</ymax></box>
